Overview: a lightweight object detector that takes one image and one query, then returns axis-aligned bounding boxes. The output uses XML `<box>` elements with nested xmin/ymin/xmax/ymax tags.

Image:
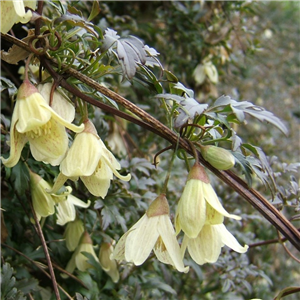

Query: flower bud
<box><xmin>200</xmin><ymin>145</ymin><xmax>235</xmax><ymax>170</ymax></box>
<box><xmin>99</xmin><ymin>242</ymin><xmax>120</xmax><ymax>283</ymax></box>
<box><xmin>64</xmin><ymin>218</ymin><xmax>85</xmax><ymax>251</ymax></box>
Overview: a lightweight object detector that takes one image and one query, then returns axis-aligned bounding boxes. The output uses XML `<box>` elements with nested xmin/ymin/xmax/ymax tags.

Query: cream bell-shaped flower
<box><xmin>99</xmin><ymin>242</ymin><xmax>120</xmax><ymax>283</ymax></box>
<box><xmin>51</xmin><ymin>119</ymin><xmax>131</xmax><ymax>197</ymax></box>
<box><xmin>65</xmin><ymin>231</ymin><xmax>99</xmax><ymax>275</ymax></box>
<box><xmin>181</xmin><ymin>223</ymin><xmax>249</xmax><ymax>265</ymax></box>
<box><xmin>1</xmin><ymin>80</ymin><xmax>84</xmax><ymax>168</ymax></box>
<box><xmin>112</xmin><ymin>194</ymin><xmax>189</xmax><ymax>273</ymax></box>
<box><xmin>55</xmin><ymin>194</ymin><xmax>91</xmax><ymax>226</ymax></box>
<box><xmin>0</xmin><ymin>0</ymin><xmax>37</xmax><ymax>33</ymax></box>
<box><xmin>175</xmin><ymin>163</ymin><xmax>240</xmax><ymax>239</ymax></box>
<box><xmin>30</xmin><ymin>170</ymin><xmax>69</xmax><ymax>221</ymax></box>
<box><xmin>64</xmin><ymin>218</ymin><xmax>85</xmax><ymax>252</ymax></box>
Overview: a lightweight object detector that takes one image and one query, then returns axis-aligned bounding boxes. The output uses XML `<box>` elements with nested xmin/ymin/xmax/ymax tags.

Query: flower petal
<box><xmin>203</xmin><ymin>183</ymin><xmax>241</xmax><ymax>220</ymax></box>
<box><xmin>56</xmin><ymin>199</ymin><xmax>76</xmax><ymax>226</ymax></box>
<box><xmin>156</xmin><ymin>215</ymin><xmax>189</xmax><ymax>273</ymax></box>
<box><xmin>68</xmin><ymin>194</ymin><xmax>91</xmax><ymax>208</ymax></box>
<box><xmin>125</xmin><ymin>215</ymin><xmax>159</xmax><ymax>265</ymax></box>
<box><xmin>81</xmin><ymin>163</ymin><xmax>112</xmax><ymax>198</ymax></box>
<box><xmin>60</xmin><ymin>132</ymin><xmax>101</xmax><ymax>177</ymax></box>
<box><xmin>1</xmin><ymin>120</ymin><xmax>28</xmax><ymax>168</ymax></box>
<box><xmin>178</xmin><ymin>180</ymin><xmax>206</xmax><ymax>238</ymax></box>
<box><xmin>205</xmin><ymin>203</ymin><xmax>224</xmax><ymax>225</ymax></box>
<box><xmin>101</xmin><ymin>148</ymin><xmax>131</xmax><ymax>181</ymax></box>
<box><xmin>15</xmin><ymin>86</ymin><xmax>51</xmax><ymax>133</ymax></box>
<box><xmin>187</xmin><ymin>225</ymin><xmax>223</xmax><ymax>265</ymax></box>
<box><xmin>216</xmin><ymin>224</ymin><xmax>249</xmax><ymax>253</ymax></box>
<box><xmin>28</xmin><ymin>119</ymin><xmax>68</xmax><ymax>166</ymax></box>
<box><xmin>37</xmin><ymin>83</ymin><xmax>75</xmax><ymax>122</ymax></box>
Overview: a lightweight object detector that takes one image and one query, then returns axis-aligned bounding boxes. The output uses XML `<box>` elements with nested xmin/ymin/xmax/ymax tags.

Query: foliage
<box><xmin>1</xmin><ymin>1</ymin><xmax>299</xmax><ymax>300</ymax></box>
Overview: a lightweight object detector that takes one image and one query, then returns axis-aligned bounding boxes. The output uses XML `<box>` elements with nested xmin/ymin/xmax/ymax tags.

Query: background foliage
<box><xmin>1</xmin><ymin>1</ymin><xmax>299</xmax><ymax>299</ymax></box>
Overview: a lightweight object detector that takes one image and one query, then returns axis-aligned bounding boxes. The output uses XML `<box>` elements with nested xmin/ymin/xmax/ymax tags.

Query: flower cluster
<box><xmin>112</xmin><ymin>164</ymin><xmax>248</xmax><ymax>272</ymax></box>
<box><xmin>176</xmin><ymin>163</ymin><xmax>248</xmax><ymax>265</ymax></box>
<box><xmin>1</xmin><ymin>78</ymin><xmax>131</xmax><ymax>281</ymax></box>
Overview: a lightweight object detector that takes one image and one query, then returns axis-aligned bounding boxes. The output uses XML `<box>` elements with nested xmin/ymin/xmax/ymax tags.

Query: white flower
<box><xmin>1</xmin><ymin>80</ymin><xmax>84</xmax><ymax>167</ymax></box>
<box><xmin>0</xmin><ymin>0</ymin><xmax>37</xmax><ymax>33</ymax></box>
<box><xmin>175</xmin><ymin>163</ymin><xmax>240</xmax><ymax>238</ymax></box>
<box><xmin>181</xmin><ymin>223</ymin><xmax>248</xmax><ymax>265</ymax></box>
<box><xmin>112</xmin><ymin>194</ymin><xmax>189</xmax><ymax>273</ymax></box>
<box><xmin>51</xmin><ymin>119</ymin><xmax>131</xmax><ymax>197</ymax></box>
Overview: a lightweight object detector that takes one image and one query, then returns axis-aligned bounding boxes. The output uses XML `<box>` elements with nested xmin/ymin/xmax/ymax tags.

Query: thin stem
<box><xmin>161</xmin><ymin>135</ymin><xmax>180</xmax><ymax>194</ymax></box>
<box><xmin>28</xmin><ymin>199</ymin><xmax>61</xmax><ymax>300</ymax></box>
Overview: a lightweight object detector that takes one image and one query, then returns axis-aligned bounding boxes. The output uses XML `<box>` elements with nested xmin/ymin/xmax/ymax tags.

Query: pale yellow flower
<box><xmin>112</xmin><ymin>194</ymin><xmax>189</xmax><ymax>273</ymax></box>
<box><xmin>51</xmin><ymin>119</ymin><xmax>131</xmax><ymax>197</ymax></box>
<box><xmin>0</xmin><ymin>0</ymin><xmax>37</xmax><ymax>33</ymax></box>
<box><xmin>65</xmin><ymin>231</ymin><xmax>99</xmax><ymax>274</ymax></box>
<box><xmin>181</xmin><ymin>224</ymin><xmax>248</xmax><ymax>265</ymax></box>
<box><xmin>30</xmin><ymin>170</ymin><xmax>89</xmax><ymax>225</ymax></box>
<box><xmin>30</xmin><ymin>171</ymin><xmax>56</xmax><ymax>220</ymax></box>
<box><xmin>64</xmin><ymin>218</ymin><xmax>85</xmax><ymax>252</ymax></box>
<box><xmin>55</xmin><ymin>194</ymin><xmax>90</xmax><ymax>226</ymax></box>
<box><xmin>99</xmin><ymin>242</ymin><xmax>120</xmax><ymax>283</ymax></box>
<box><xmin>1</xmin><ymin>80</ymin><xmax>84</xmax><ymax>167</ymax></box>
<box><xmin>175</xmin><ymin>163</ymin><xmax>240</xmax><ymax>239</ymax></box>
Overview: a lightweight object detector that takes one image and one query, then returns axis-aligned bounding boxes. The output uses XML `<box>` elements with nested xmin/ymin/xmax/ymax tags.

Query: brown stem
<box><xmin>28</xmin><ymin>200</ymin><xmax>61</xmax><ymax>299</ymax></box>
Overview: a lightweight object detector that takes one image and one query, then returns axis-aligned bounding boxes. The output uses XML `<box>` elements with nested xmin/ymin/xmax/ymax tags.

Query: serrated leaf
<box><xmin>232</xmin><ymin>152</ymin><xmax>253</xmax><ymax>186</ymax></box>
<box><xmin>54</xmin><ymin>13</ymin><xmax>98</xmax><ymax>37</ymax></box>
<box><xmin>0</xmin><ymin>263</ymin><xmax>26</xmax><ymax>300</ymax></box>
<box><xmin>211</xmin><ymin>95</ymin><xmax>288</xmax><ymax>135</ymax></box>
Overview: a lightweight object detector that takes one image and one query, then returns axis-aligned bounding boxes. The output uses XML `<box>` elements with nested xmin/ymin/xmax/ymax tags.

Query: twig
<box><xmin>28</xmin><ymin>199</ymin><xmax>61</xmax><ymax>300</ymax></box>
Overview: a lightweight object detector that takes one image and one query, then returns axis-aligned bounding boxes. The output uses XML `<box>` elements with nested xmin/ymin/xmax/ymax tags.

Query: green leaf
<box><xmin>88</xmin><ymin>1</ymin><xmax>101</xmax><ymax>21</ymax></box>
<box><xmin>0</xmin><ymin>263</ymin><xmax>26</xmax><ymax>300</ymax></box>
<box><xmin>11</xmin><ymin>161</ymin><xmax>30</xmax><ymax>196</ymax></box>
<box><xmin>210</xmin><ymin>95</ymin><xmax>288</xmax><ymax>135</ymax></box>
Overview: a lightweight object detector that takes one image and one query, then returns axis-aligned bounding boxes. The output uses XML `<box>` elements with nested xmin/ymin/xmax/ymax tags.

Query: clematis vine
<box><xmin>51</xmin><ymin>119</ymin><xmax>131</xmax><ymax>198</ymax></box>
<box><xmin>0</xmin><ymin>0</ymin><xmax>37</xmax><ymax>34</ymax></box>
<box><xmin>111</xmin><ymin>194</ymin><xmax>189</xmax><ymax>273</ymax></box>
<box><xmin>1</xmin><ymin>80</ymin><xmax>84</xmax><ymax>167</ymax></box>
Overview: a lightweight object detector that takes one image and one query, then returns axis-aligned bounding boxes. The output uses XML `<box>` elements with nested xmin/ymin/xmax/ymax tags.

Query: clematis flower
<box><xmin>0</xmin><ymin>0</ymin><xmax>37</xmax><ymax>34</ymax></box>
<box><xmin>55</xmin><ymin>194</ymin><xmax>91</xmax><ymax>226</ymax></box>
<box><xmin>51</xmin><ymin>119</ymin><xmax>131</xmax><ymax>198</ymax></box>
<box><xmin>65</xmin><ymin>231</ymin><xmax>99</xmax><ymax>275</ymax></box>
<box><xmin>181</xmin><ymin>223</ymin><xmax>248</xmax><ymax>265</ymax></box>
<box><xmin>30</xmin><ymin>170</ymin><xmax>69</xmax><ymax>221</ymax></box>
<box><xmin>64</xmin><ymin>218</ymin><xmax>85</xmax><ymax>252</ymax></box>
<box><xmin>99</xmin><ymin>242</ymin><xmax>120</xmax><ymax>283</ymax></box>
<box><xmin>175</xmin><ymin>163</ymin><xmax>240</xmax><ymax>239</ymax></box>
<box><xmin>30</xmin><ymin>170</ymin><xmax>90</xmax><ymax>225</ymax></box>
<box><xmin>1</xmin><ymin>80</ymin><xmax>84</xmax><ymax>167</ymax></box>
<box><xmin>112</xmin><ymin>194</ymin><xmax>189</xmax><ymax>273</ymax></box>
